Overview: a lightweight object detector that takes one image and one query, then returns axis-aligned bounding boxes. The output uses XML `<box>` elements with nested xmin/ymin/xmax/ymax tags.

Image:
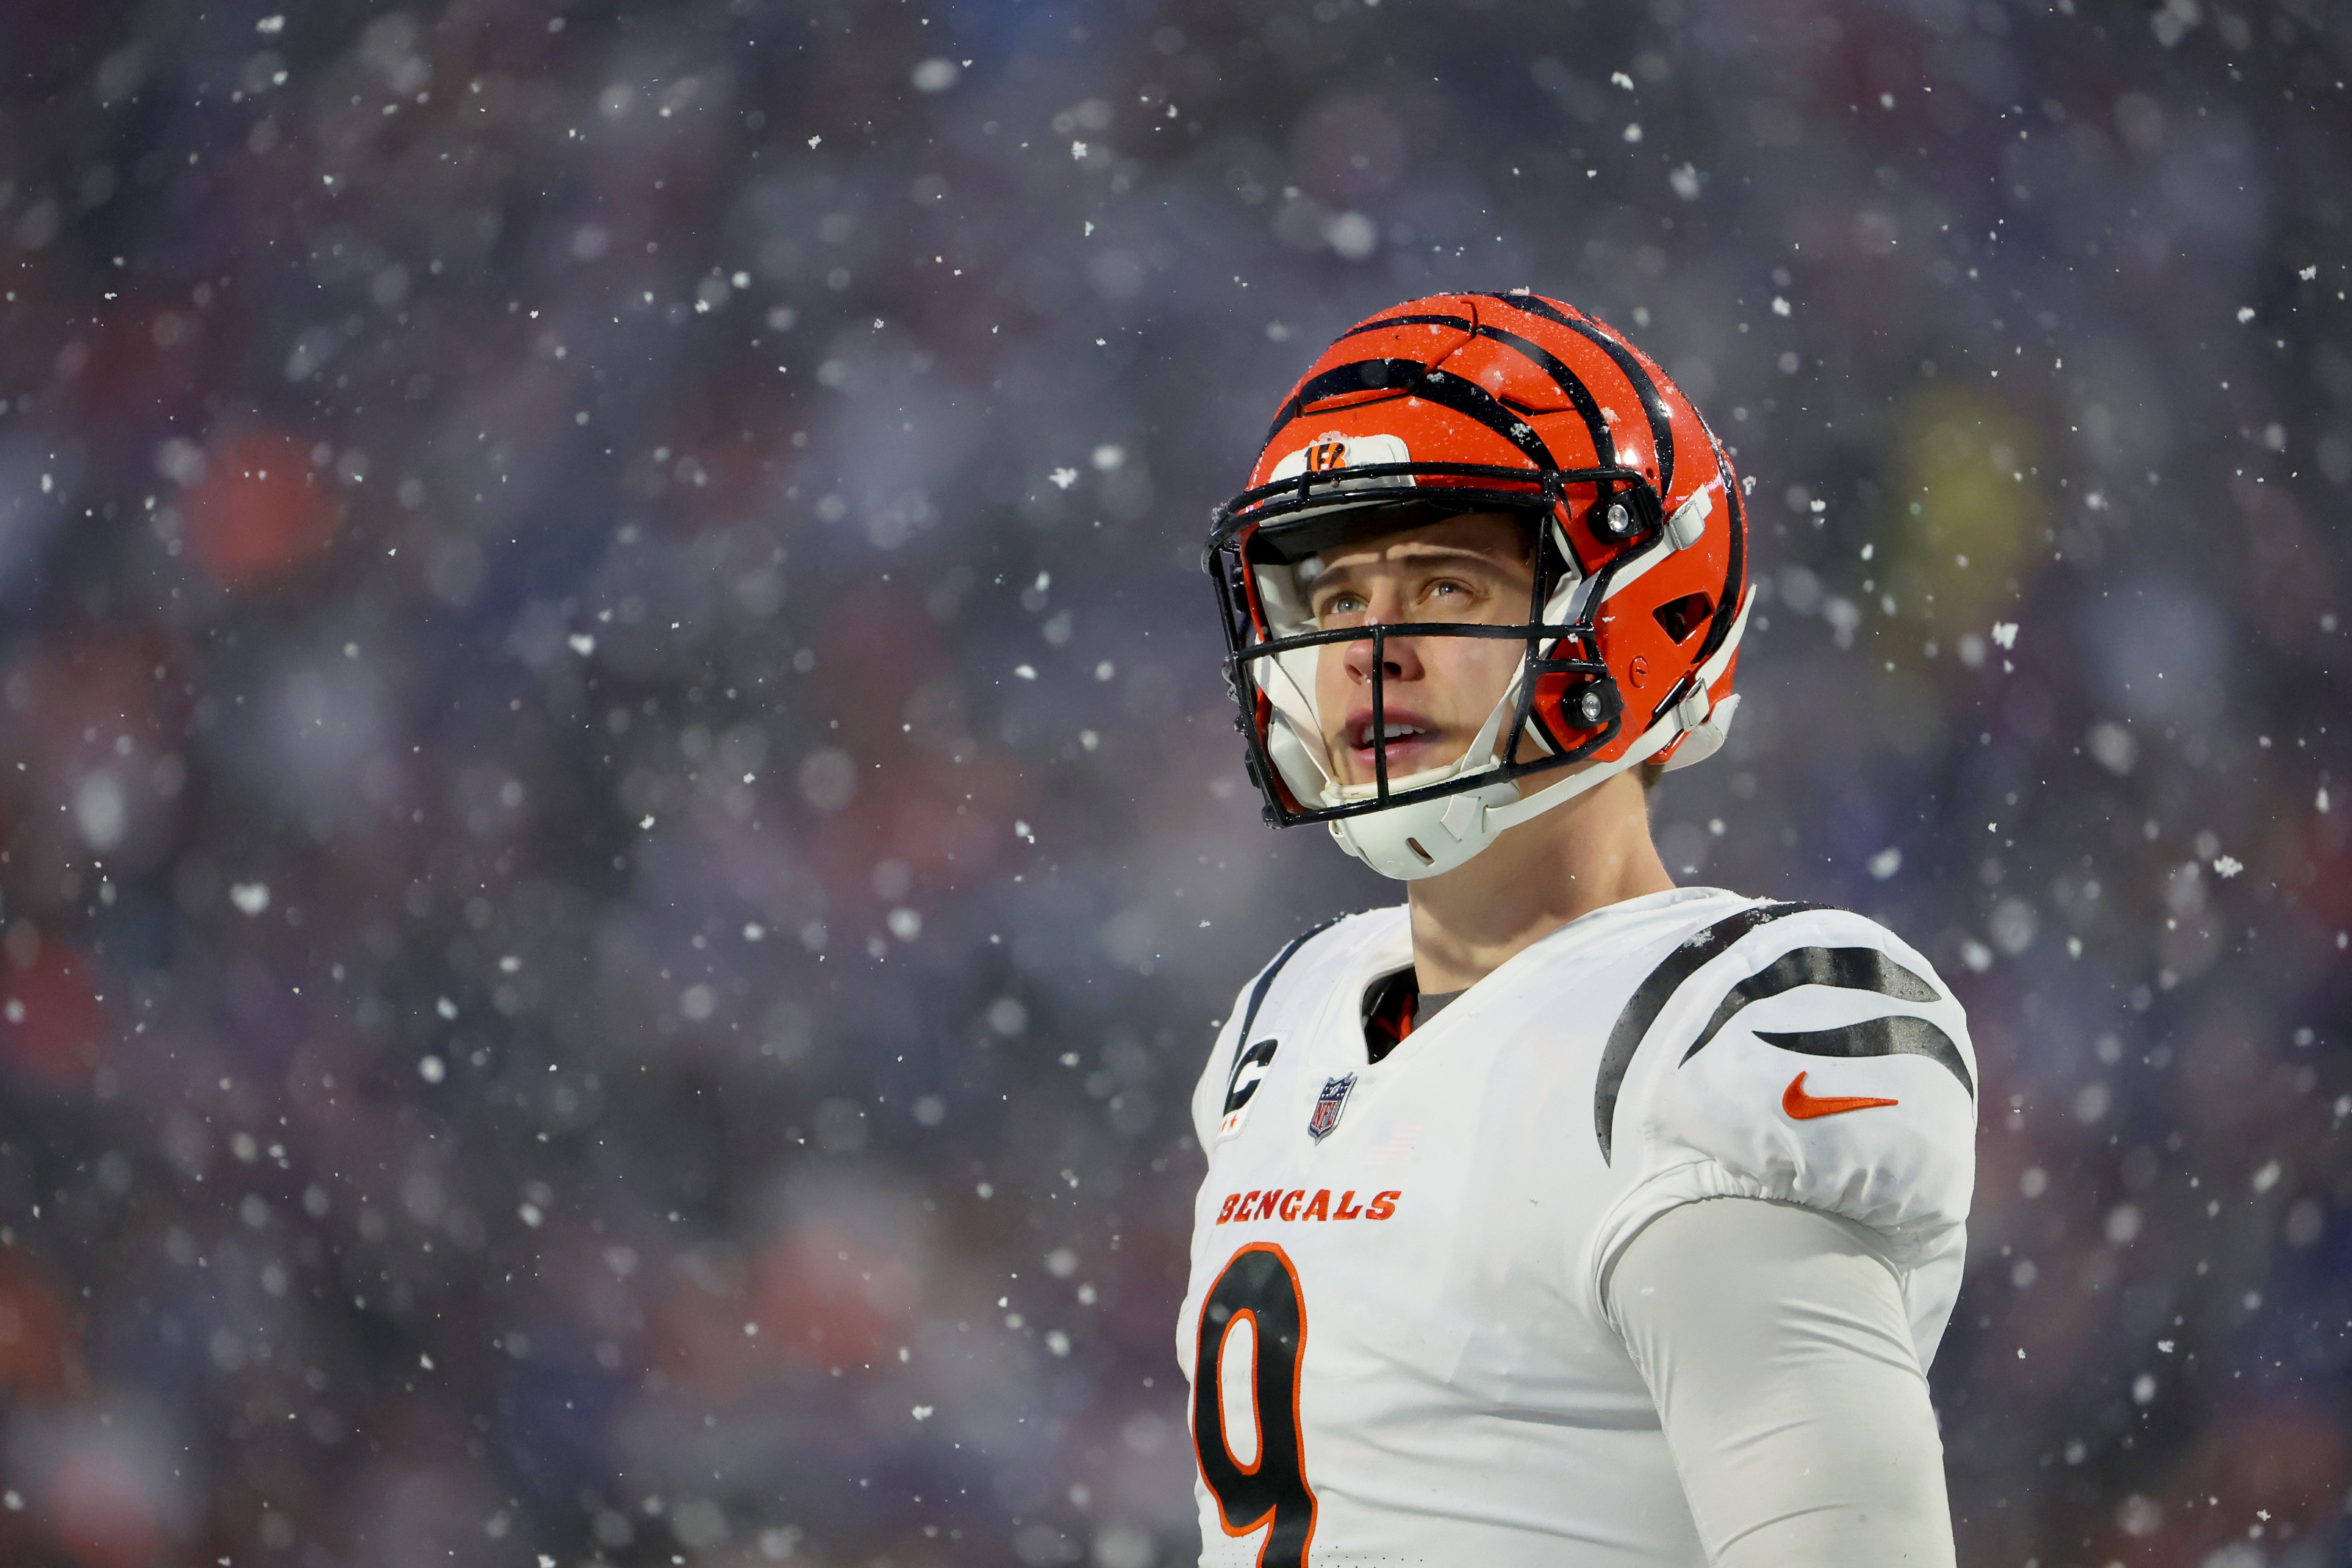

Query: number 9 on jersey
<box><xmin>1192</xmin><ymin>1242</ymin><xmax>1316</xmax><ymax>1568</ymax></box>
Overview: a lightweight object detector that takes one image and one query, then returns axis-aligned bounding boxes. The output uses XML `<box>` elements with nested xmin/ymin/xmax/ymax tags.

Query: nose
<box><xmin>1341</xmin><ymin>619</ymin><xmax>1427</xmax><ymax>687</ymax></box>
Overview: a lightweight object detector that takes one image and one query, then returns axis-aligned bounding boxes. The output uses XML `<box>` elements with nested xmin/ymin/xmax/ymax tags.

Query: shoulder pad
<box><xmin>1596</xmin><ymin>902</ymin><xmax>1976</xmax><ymax>1258</ymax></box>
<box><xmin>1596</xmin><ymin>901</ymin><xmax>1834</xmax><ymax>1162</ymax></box>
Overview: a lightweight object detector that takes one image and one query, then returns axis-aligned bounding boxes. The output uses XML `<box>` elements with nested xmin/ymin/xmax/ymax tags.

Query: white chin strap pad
<box><xmin>1662</xmin><ymin>691</ymin><xmax>1740</xmax><ymax>772</ymax></box>
<box><xmin>1329</xmin><ymin>585</ymin><xmax>1754</xmax><ymax>882</ymax></box>
<box><xmin>1328</xmin><ymin>777</ymin><xmax>1523</xmax><ymax>880</ymax></box>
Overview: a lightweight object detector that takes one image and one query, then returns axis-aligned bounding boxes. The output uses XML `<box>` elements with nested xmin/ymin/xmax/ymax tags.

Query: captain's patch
<box><xmin>1220</xmin><ymin>1038</ymin><xmax>1279</xmax><ymax>1140</ymax></box>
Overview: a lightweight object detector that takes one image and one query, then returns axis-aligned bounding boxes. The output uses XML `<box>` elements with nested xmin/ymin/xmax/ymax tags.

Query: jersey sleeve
<box><xmin>1591</xmin><ymin>905</ymin><xmax>1978</xmax><ymax>1296</ymax></box>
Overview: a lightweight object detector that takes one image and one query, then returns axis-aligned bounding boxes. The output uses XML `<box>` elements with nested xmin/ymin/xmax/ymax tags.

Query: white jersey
<box><xmin>1177</xmin><ymin>887</ymin><xmax>1977</xmax><ymax>1567</ymax></box>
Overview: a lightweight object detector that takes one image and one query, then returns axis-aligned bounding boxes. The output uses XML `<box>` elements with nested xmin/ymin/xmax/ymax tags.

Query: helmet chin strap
<box><xmin>1326</xmin><ymin>586</ymin><xmax>1752</xmax><ymax>880</ymax></box>
<box><xmin>1478</xmin><ymin>583</ymin><xmax>1754</xmax><ymax>835</ymax></box>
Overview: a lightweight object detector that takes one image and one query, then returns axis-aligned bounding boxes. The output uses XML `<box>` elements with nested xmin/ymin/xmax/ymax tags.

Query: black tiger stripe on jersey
<box><xmin>1220</xmin><ymin>914</ymin><xmax>1349</xmax><ymax>1115</ymax></box>
<box><xmin>1593</xmin><ymin>902</ymin><xmax>1829</xmax><ymax>1162</ymax></box>
<box><xmin>1755</xmin><ymin>1017</ymin><xmax>1976</xmax><ymax>1099</ymax></box>
<box><xmin>1677</xmin><ymin>947</ymin><xmax>1940</xmax><ymax>1065</ymax></box>
<box><xmin>1236</xmin><ymin>915</ymin><xmax>1347</xmax><ymax>1043</ymax></box>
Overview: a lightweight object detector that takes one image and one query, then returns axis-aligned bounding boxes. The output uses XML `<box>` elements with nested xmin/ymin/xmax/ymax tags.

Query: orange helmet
<box><xmin>1205</xmin><ymin>290</ymin><xmax>1753</xmax><ymax>880</ymax></box>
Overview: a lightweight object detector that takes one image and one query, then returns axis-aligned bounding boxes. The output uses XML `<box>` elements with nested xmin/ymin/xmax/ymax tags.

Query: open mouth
<box><xmin>1346</xmin><ymin>719</ymin><xmax>1448</xmax><ymax>775</ymax></box>
<box><xmin>1356</xmin><ymin>720</ymin><xmax>1427</xmax><ymax>749</ymax></box>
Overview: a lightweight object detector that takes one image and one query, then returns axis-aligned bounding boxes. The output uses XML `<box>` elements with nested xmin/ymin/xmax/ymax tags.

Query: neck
<box><xmin>1405</xmin><ymin>770</ymin><xmax>1674</xmax><ymax>993</ymax></box>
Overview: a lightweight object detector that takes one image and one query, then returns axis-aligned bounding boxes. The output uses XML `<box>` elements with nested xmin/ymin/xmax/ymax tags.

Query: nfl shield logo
<box><xmin>1307</xmin><ymin>1074</ymin><xmax>1357</xmax><ymax>1143</ymax></box>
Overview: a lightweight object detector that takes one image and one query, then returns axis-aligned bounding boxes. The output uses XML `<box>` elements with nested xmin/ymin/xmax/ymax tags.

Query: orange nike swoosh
<box><xmin>1782</xmin><ymin>1071</ymin><xmax>1899</xmax><ymax>1120</ymax></box>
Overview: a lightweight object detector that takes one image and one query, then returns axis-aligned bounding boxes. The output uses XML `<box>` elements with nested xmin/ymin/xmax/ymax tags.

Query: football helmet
<box><xmin>1205</xmin><ymin>291</ymin><xmax>1752</xmax><ymax>880</ymax></box>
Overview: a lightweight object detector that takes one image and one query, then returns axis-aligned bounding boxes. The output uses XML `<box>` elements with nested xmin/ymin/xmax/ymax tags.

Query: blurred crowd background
<box><xmin>0</xmin><ymin>0</ymin><xmax>2348</xmax><ymax>1565</ymax></box>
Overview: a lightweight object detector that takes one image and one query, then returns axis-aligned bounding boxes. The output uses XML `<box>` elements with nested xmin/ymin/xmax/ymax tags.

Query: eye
<box><xmin>1315</xmin><ymin>589</ymin><xmax>1367</xmax><ymax>620</ymax></box>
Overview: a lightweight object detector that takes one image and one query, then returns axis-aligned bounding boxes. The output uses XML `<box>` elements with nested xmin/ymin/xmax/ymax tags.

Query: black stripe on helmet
<box><xmin>1335</xmin><ymin>313</ymin><xmax>1475</xmax><ymax>339</ymax></box>
<box><xmin>1409</xmin><ymin>367</ymin><xmax>1557</xmax><ymax>468</ymax></box>
<box><xmin>1689</xmin><ymin>411</ymin><xmax>1745</xmax><ymax>670</ymax></box>
<box><xmin>1468</xmin><ymin>324</ymin><xmax>1616</xmax><ymax>470</ymax></box>
<box><xmin>1269</xmin><ymin>358</ymin><xmax>1555</xmax><ymax>469</ymax></box>
<box><xmin>1264</xmin><ymin>357</ymin><xmax>1427</xmax><ymax>445</ymax></box>
<box><xmin>1326</xmin><ymin>316</ymin><xmax>1613</xmax><ymax>470</ymax></box>
<box><xmin>1481</xmin><ymin>292</ymin><xmax>1677</xmax><ymax>497</ymax></box>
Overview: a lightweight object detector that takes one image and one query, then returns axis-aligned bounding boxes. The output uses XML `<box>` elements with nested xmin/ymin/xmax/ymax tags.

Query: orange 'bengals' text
<box><xmin>1213</xmin><ymin>1188</ymin><xmax>1401</xmax><ymax>1224</ymax></box>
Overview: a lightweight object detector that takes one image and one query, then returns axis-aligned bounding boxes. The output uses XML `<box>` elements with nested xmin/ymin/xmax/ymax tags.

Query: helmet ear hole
<box><xmin>1653</xmin><ymin>591</ymin><xmax>1714</xmax><ymax>644</ymax></box>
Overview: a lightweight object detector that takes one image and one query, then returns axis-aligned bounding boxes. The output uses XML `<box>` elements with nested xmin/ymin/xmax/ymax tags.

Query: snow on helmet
<box><xmin>1204</xmin><ymin>290</ymin><xmax>1754</xmax><ymax>880</ymax></box>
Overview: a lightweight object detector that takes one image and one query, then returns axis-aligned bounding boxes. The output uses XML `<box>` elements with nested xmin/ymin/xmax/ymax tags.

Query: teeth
<box><xmin>1358</xmin><ymin>722</ymin><xmax>1425</xmax><ymax>746</ymax></box>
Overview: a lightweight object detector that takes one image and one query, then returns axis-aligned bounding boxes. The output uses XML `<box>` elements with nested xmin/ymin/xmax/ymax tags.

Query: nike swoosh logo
<box><xmin>1782</xmin><ymin>1071</ymin><xmax>1899</xmax><ymax>1121</ymax></box>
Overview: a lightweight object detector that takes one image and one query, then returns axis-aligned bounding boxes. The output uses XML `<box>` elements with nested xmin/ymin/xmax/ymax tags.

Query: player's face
<box><xmin>1304</xmin><ymin>512</ymin><xmax>1535</xmax><ymax>786</ymax></box>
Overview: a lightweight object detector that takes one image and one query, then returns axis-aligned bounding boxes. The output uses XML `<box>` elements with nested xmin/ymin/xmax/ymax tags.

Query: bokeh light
<box><xmin>0</xmin><ymin>3</ymin><xmax>2347</xmax><ymax>1567</ymax></box>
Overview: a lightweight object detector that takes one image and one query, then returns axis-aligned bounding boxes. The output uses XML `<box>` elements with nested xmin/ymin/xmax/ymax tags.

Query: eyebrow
<box><xmin>1307</xmin><ymin>544</ymin><xmax>1526</xmax><ymax>591</ymax></box>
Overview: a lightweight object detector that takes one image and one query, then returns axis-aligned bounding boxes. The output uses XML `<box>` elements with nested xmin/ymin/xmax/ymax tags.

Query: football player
<box><xmin>1180</xmin><ymin>292</ymin><xmax>1976</xmax><ymax>1566</ymax></box>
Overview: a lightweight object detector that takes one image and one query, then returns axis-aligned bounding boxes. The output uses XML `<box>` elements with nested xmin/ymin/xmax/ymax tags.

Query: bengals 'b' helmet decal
<box><xmin>1203</xmin><ymin>291</ymin><xmax>1753</xmax><ymax>881</ymax></box>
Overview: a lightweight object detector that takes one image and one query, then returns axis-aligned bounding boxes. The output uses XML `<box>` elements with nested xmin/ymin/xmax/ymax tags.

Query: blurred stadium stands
<box><xmin>0</xmin><ymin>1</ymin><xmax>2348</xmax><ymax>1565</ymax></box>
